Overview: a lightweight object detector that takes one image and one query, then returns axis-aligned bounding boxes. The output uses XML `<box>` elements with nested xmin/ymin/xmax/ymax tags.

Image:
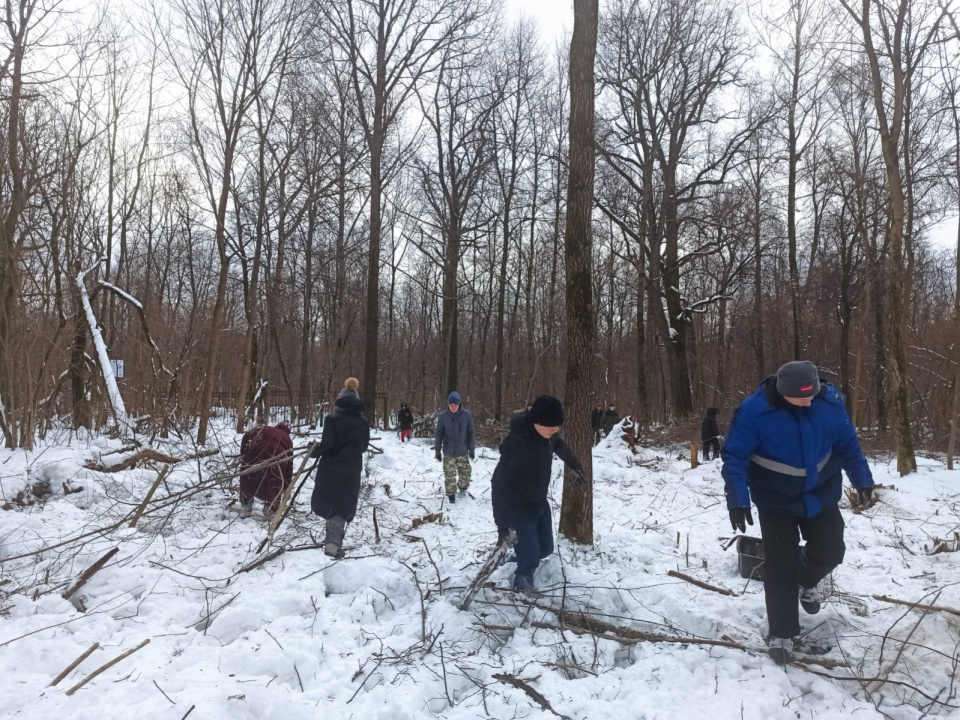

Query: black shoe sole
<box><xmin>800</xmin><ymin>601</ymin><xmax>821</xmax><ymax>615</ymax></box>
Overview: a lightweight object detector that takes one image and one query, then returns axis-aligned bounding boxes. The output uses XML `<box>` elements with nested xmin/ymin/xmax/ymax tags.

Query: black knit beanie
<box><xmin>529</xmin><ymin>395</ymin><xmax>564</xmax><ymax>426</ymax></box>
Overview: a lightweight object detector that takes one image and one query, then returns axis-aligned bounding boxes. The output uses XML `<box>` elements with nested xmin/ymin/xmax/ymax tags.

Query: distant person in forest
<box><xmin>591</xmin><ymin>402</ymin><xmax>604</xmax><ymax>445</ymax></box>
<box><xmin>701</xmin><ymin>407</ymin><xmax>722</xmax><ymax>461</ymax></box>
<box><xmin>398</xmin><ymin>403</ymin><xmax>414</xmax><ymax>442</ymax></box>
<box><xmin>434</xmin><ymin>391</ymin><xmax>475</xmax><ymax>503</ymax></box>
<box><xmin>310</xmin><ymin>377</ymin><xmax>370</xmax><ymax>557</ymax></box>
<box><xmin>601</xmin><ymin>403</ymin><xmax>621</xmax><ymax>438</ymax></box>
<box><xmin>722</xmin><ymin>360</ymin><xmax>874</xmax><ymax>665</ymax></box>
<box><xmin>239</xmin><ymin>422</ymin><xmax>293</xmax><ymax>518</ymax></box>
<box><xmin>491</xmin><ymin>395</ymin><xmax>586</xmax><ymax>593</ymax></box>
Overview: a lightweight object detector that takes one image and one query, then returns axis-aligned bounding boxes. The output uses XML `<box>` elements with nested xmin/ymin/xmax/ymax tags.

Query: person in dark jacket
<box><xmin>491</xmin><ymin>395</ymin><xmax>585</xmax><ymax>593</ymax></box>
<box><xmin>591</xmin><ymin>402</ymin><xmax>604</xmax><ymax>445</ymax></box>
<box><xmin>434</xmin><ymin>391</ymin><xmax>475</xmax><ymax>503</ymax></box>
<box><xmin>701</xmin><ymin>407</ymin><xmax>721</xmax><ymax>461</ymax></box>
<box><xmin>239</xmin><ymin>423</ymin><xmax>293</xmax><ymax>517</ymax></box>
<box><xmin>398</xmin><ymin>403</ymin><xmax>414</xmax><ymax>443</ymax></box>
<box><xmin>601</xmin><ymin>404</ymin><xmax>621</xmax><ymax>438</ymax></box>
<box><xmin>310</xmin><ymin>377</ymin><xmax>370</xmax><ymax>557</ymax></box>
<box><xmin>722</xmin><ymin>360</ymin><xmax>874</xmax><ymax>665</ymax></box>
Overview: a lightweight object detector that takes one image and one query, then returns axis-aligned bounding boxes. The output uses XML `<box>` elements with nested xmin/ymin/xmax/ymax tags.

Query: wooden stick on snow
<box><xmin>62</xmin><ymin>547</ymin><xmax>119</xmax><ymax>600</ymax></box>
<box><xmin>50</xmin><ymin>643</ymin><xmax>100</xmax><ymax>686</ymax></box>
<box><xmin>129</xmin><ymin>466</ymin><xmax>171</xmax><ymax>528</ymax></box>
<box><xmin>65</xmin><ymin>639</ymin><xmax>151</xmax><ymax>696</ymax></box>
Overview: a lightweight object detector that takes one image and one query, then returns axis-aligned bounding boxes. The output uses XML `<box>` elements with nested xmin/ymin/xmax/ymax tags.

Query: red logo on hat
<box><xmin>800</xmin><ymin>384</ymin><xmax>814</xmax><ymax>392</ymax></box>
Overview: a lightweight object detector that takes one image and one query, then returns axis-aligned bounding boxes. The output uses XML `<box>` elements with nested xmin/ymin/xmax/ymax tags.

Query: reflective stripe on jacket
<box><xmin>721</xmin><ymin>376</ymin><xmax>873</xmax><ymax>517</ymax></box>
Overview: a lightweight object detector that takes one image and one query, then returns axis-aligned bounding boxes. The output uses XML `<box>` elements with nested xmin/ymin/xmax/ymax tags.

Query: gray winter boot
<box><xmin>324</xmin><ymin>515</ymin><xmax>346</xmax><ymax>557</ymax></box>
<box><xmin>767</xmin><ymin>637</ymin><xmax>794</xmax><ymax>665</ymax></box>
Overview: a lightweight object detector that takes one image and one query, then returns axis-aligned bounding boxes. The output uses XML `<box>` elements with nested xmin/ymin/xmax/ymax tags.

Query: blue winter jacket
<box><xmin>721</xmin><ymin>376</ymin><xmax>873</xmax><ymax>517</ymax></box>
<box><xmin>434</xmin><ymin>407</ymin><xmax>475</xmax><ymax>457</ymax></box>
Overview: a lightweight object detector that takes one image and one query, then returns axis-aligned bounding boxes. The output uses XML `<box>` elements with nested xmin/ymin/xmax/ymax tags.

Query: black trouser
<box><xmin>702</xmin><ymin>439</ymin><xmax>721</xmax><ymax>461</ymax></box>
<box><xmin>757</xmin><ymin>506</ymin><xmax>845</xmax><ymax>639</ymax></box>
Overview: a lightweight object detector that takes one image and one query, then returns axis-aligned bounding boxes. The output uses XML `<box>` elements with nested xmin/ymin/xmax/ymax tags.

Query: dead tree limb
<box><xmin>530</xmin><ymin>621</ymin><xmax>746</xmax><ymax>650</ymax></box>
<box><xmin>493</xmin><ymin>673</ymin><xmax>571</xmax><ymax>720</ymax></box>
<box><xmin>65</xmin><ymin>639</ymin><xmax>151</xmax><ymax>696</ymax></box>
<box><xmin>62</xmin><ymin>547</ymin><xmax>119</xmax><ymax>600</ymax></box>
<box><xmin>257</xmin><ymin>444</ymin><xmax>317</xmax><ymax>553</ymax></box>
<box><xmin>873</xmin><ymin>594</ymin><xmax>960</xmax><ymax>618</ymax></box>
<box><xmin>129</xmin><ymin>466</ymin><xmax>171</xmax><ymax>528</ymax></box>
<box><xmin>50</xmin><ymin>643</ymin><xmax>100</xmax><ymax>686</ymax></box>
<box><xmin>667</xmin><ymin>569</ymin><xmax>736</xmax><ymax>596</ymax></box>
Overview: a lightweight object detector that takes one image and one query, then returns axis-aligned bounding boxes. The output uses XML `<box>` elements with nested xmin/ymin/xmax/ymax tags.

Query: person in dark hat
<box><xmin>397</xmin><ymin>403</ymin><xmax>414</xmax><ymax>442</ymax></box>
<box><xmin>722</xmin><ymin>360</ymin><xmax>874</xmax><ymax>664</ymax></box>
<box><xmin>490</xmin><ymin>395</ymin><xmax>586</xmax><ymax>593</ymax></box>
<box><xmin>434</xmin><ymin>391</ymin><xmax>475</xmax><ymax>503</ymax></box>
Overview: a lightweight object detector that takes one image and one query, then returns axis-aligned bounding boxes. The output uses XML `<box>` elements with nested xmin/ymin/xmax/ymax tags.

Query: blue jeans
<box><xmin>510</xmin><ymin>499</ymin><xmax>554</xmax><ymax>587</ymax></box>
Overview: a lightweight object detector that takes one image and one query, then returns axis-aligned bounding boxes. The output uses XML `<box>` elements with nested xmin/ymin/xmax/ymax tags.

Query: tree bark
<box><xmin>558</xmin><ymin>0</ymin><xmax>598</xmax><ymax>545</ymax></box>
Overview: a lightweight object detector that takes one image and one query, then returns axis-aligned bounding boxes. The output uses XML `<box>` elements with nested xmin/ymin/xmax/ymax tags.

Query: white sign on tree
<box><xmin>110</xmin><ymin>359</ymin><xmax>124</xmax><ymax>379</ymax></box>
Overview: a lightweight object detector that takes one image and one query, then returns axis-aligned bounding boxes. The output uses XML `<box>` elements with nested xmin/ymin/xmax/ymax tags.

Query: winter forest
<box><xmin>2</xmin><ymin>0</ymin><xmax>960</xmax><ymax>717</ymax></box>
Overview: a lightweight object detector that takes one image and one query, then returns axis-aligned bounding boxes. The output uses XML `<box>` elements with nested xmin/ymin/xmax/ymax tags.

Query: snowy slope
<box><xmin>0</xmin><ymin>422</ymin><xmax>958</xmax><ymax>720</ymax></box>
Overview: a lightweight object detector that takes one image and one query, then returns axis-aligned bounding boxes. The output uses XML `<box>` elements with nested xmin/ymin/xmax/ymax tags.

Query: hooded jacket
<box><xmin>310</xmin><ymin>394</ymin><xmax>370</xmax><ymax>520</ymax></box>
<box><xmin>434</xmin><ymin>407</ymin><xmax>475</xmax><ymax>456</ymax></box>
<box><xmin>397</xmin><ymin>406</ymin><xmax>414</xmax><ymax>430</ymax></box>
<box><xmin>492</xmin><ymin>410</ymin><xmax>583</xmax><ymax>509</ymax></box>
<box><xmin>721</xmin><ymin>376</ymin><xmax>873</xmax><ymax>517</ymax></box>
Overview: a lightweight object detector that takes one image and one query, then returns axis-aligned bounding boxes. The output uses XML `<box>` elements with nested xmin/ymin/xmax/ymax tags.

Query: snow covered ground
<box><xmin>0</xmin><ymin>420</ymin><xmax>958</xmax><ymax>719</ymax></box>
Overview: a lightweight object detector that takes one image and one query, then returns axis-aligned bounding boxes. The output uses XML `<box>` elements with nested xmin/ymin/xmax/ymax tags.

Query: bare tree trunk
<box><xmin>558</xmin><ymin>0</ymin><xmax>598</xmax><ymax>545</ymax></box>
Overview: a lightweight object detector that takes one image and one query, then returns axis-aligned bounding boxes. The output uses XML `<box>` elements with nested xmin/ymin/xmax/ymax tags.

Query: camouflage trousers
<box><xmin>442</xmin><ymin>455</ymin><xmax>472</xmax><ymax>494</ymax></box>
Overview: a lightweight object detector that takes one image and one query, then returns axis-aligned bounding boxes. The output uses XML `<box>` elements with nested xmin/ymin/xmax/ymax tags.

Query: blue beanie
<box><xmin>447</xmin><ymin>391</ymin><xmax>461</xmax><ymax>405</ymax></box>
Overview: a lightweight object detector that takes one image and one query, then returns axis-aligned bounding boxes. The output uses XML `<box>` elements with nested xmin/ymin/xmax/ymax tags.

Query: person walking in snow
<box><xmin>310</xmin><ymin>377</ymin><xmax>370</xmax><ymax>557</ymax></box>
<box><xmin>398</xmin><ymin>403</ymin><xmax>414</xmax><ymax>443</ymax></box>
<box><xmin>721</xmin><ymin>360</ymin><xmax>874</xmax><ymax>664</ymax></box>
<box><xmin>701</xmin><ymin>407</ymin><xmax>722</xmax><ymax>461</ymax></box>
<box><xmin>591</xmin><ymin>402</ymin><xmax>605</xmax><ymax>445</ymax></box>
<box><xmin>491</xmin><ymin>395</ymin><xmax>586</xmax><ymax>593</ymax></box>
<box><xmin>434</xmin><ymin>391</ymin><xmax>475</xmax><ymax>503</ymax></box>
<box><xmin>601</xmin><ymin>403</ymin><xmax>621</xmax><ymax>438</ymax></box>
<box><xmin>239</xmin><ymin>422</ymin><xmax>294</xmax><ymax>518</ymax></box>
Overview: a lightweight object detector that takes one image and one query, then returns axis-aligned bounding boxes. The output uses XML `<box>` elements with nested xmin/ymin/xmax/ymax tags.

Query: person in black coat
<box><xmin>601</xmin><ymin>404</ymin><xmax>621</xmax><ymax>438</ymax></box>
<box><xmin>491</xmin><ymin>395</ymin><xmax>585</xmax><ymax>593</ymax></box>
<box><xmin>701</xmin><ymin>407</ymin><xmax>721</xmax><ymax>461</ymax></box>
<box><xmin>590</xmin><ymin>402</ymin><xmax>604</xmax><ymax>445</ymax></box>
<box><xmin>310</xmin><ymin>377</ymin><xmax>370</xmax><ymax>556</ymax></box>
<box><xmin>398</xmin><ymin>403</ymin><xmax>414</xmax><ymax>442</ymax></box>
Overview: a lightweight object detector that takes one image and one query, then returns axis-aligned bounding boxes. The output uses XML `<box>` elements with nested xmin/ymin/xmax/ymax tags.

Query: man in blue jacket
<box><xmin>434</xmin><ymin>391</ymin><xmax>475</xmax><ymax>503</ymax></box>
<box><xmin>722</xmin><ymin>360</ymin><xmax>874</xmax><ymax>665</ymax></box>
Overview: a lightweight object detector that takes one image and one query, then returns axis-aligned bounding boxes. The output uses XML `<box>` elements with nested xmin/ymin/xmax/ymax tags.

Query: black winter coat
<box><xmin>310</xmin><ymin>395</ymin><xmax>370</xmax><ymax>520</ymax></box>
<box><xmin>398</xmin><ymin>408</ymin><xmax>414</xmax><ymax>430</ymax></box>
<box><xmin>491</xmin><ymin>411</ymin><xmax>583</xmax><ymax>530</ymax></box>
<box><xmin>601</xmin><ymin>410</ymin><xmax>621</xmax><ymax>435</ymax></box>
<box><xmin>701</xmin><ymin>413</ymin><xmax>720</xmax><ymax>442</ymax></box>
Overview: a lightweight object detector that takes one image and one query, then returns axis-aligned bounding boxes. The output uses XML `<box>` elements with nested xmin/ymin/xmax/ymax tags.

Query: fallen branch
<box><xmin>667</xmin><ymin>569</ymin><xmax>736</xmax><ymax>596</ymax></box>
<box><xmin>531</xmin><ymin>621</ymin><xmax>746</xmax><ymax>650</ymax></box>
<box><xmin>62</xmin><ymin>547</ymin><xmax>119</xmax><ymax>600</ymax></box>
<box><xmin>493</xmin><ymin>672</ymin><xmax>570</xmax><ymax>720</ymax></box>
<box><xmin>128</xmin><ymin>466</ymin><xmax>171</xmax><ymax>529</ymax></box>
<box><xmin>797</xmin><ymin>666</ymin><xmax>959</xmax><ymax>709</ymax></box>
<box><xmin>65</xmin><ymin>639</ymin><xmax>151</xmax><ymax>696</ymax></box>
<box><xmin>872</xmin><ymin>594</ymin><xmax>960</xmax><ymax>618</ymax></box>
<box><xmin>257</xmin><ymin>445</ymin><xmax>317</xmax><ymax>554</ymax></box>
<box><xmin>86</xmin><ymin>448</ymin><xmax>217</xmax><ymax>473</ymax></box>
<box><xmin>50</xmin><ymin>643</ymin><xmax>100</xmax><ymax>686</ymax></box>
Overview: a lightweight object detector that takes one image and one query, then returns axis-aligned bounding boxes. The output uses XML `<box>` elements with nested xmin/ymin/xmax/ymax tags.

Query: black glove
<box><xmin>857</xmin><ymin>486</ymin><xmax>873</xmax><ymax>506</ymax></box>
<box><xmin>469</xmin><ymin>449</ymin><xmax>475</xmax><ymax>460</ymax></box>
<box><xmin>435</xmin><ymin>450</ymin><xmax>442</xmax><ymax>462</ymax></box>
<box><xmin>309</xmin><ymin>443</ymin><xmax>322</xmax><ymax>459</ymax></box>
<box><xmin>729</xmin><ymin>507</ymin><xmax>754</xmax><ymax>533</ymax></box>
<box><xmin>572</xmin><ymin>469</ymin><xmax>587</xmax><ymax>487</ymax></box>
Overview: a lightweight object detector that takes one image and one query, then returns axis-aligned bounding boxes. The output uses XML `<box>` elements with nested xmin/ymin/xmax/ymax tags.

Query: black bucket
<box><xmin>737</xmin><ymin>535</ymin><xmax>765</xmax><ymax>582</ymax></box>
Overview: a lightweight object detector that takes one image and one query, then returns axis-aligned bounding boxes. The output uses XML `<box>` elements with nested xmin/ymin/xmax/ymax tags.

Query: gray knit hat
<box><xmin>776</xmin><ymin>361</ymin><xmax>821</xmax><ymax>398</ymax></box>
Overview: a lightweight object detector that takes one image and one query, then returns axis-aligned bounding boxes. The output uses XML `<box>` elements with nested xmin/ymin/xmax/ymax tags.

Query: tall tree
<box><xmin>323</xmin><ymin>0</ymin><xmax>476</xmax><ymax>425</ymax></box>
<box><xmin>840</xmin><ymin>0</ymin><xmax>950</xmax><ymax>475</ymax></box>
<box><xmin>558</xmin><ymin>0</ymin><xmax>598</xmax><ymax>544</ymax></box>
